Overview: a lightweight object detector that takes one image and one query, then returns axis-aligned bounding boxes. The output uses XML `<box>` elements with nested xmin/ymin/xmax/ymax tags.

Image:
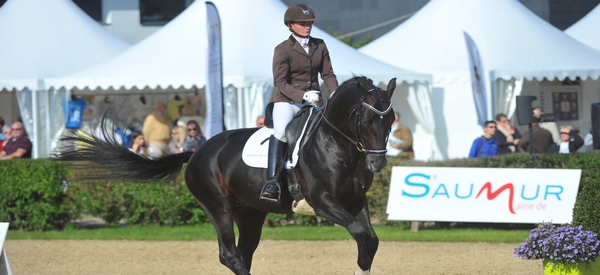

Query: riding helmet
<box><xmin>283</xmin><ymin>4</ymin><xmax>317</xmax><ymax>26</ymax></box>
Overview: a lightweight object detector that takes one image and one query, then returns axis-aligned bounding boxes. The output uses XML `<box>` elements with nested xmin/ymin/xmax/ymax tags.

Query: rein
<box><xmin>319</xmin><ymin>90</ymin><xmax>393</xmax><ymax>154</ymax></box>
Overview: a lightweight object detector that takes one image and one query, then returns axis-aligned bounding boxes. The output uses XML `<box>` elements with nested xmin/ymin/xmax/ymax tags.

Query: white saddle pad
<box><xmin>242</xmin><ymin>108</ymin><xmax>315</xmax><ymax>169</ymax></box>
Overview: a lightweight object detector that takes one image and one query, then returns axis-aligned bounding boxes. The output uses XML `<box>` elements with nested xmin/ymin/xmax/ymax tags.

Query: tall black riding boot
<box><xmin>260</xmin><ymin>135</ymin><xmax>286</xmax><ymax>202</ymax></box>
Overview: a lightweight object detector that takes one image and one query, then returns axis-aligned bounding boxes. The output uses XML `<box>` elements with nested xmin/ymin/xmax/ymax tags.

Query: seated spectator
<box><xmin>168</xmin><ymin>125</ymin><xmax>187</xmax><ymax>154</ymax></box>
<box><xmin>129</xmin><ymin>132</ymin><xmax>154</xmax><ymax>158</ymax></box>
<box><xmin>548</xmin><ymin>125</ymin><xmax>584</xmax><ymax>154</ymax></box>
<box><xmin>0</xmin><ymin>116</ymin><xmax>5</xmax><ymax>141</ymax></box>
<box><xmin>256</xmin><ymin>115</ymin><xmax>265</xmax><ymax>128</ymax></box>
<box><xmin>468</xmin><ymin>120</ymin><xmax>498</xmax><ymax>158</ymax></box>
<box><xmin>0</xmin><ymin>125</ymin><xmax>11</xmax><ymax>152</ymax></box>
<box><xmin>183</xmin><ymin>120</ymin><xmax>207</xmax><ymax>153</ymax></box>
<box><xmin>492</xmin><ymin>113</ymin><xmax>521</xmax><ymax>155</ymax></box>
<box><xmin>584</xmin><ymin>128</ymin><xmax>593</xmax><ymax>152</ymax></box>
<box><xmin>386</xmin><ymin>112</ymin><xmax>414</xmax><ymax>159</ymax></box>
<box><xmin>519</xmin><ymin>122</ymin><xmax>554</xmax><ymax>154</ymax></box>
<box><xmin>534</xmin><ymin>107</ymin><xmax>559</xmax><ymax>143</ymax></box>
<box><xmin>0</xmin><ymin>122</ymin><xmax>32</xmax><ymax>160</ymax></box>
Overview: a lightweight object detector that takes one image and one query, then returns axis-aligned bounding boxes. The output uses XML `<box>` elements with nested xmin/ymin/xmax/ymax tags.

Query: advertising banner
<box><xmin>387</xmin><ymin>167</ymin><xmax>581</xmax><ymax>223</ymax></box>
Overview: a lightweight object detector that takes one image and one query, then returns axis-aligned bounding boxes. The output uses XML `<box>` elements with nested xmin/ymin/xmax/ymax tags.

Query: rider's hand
<box><xmin>303</xmin><ymin>90</ymin><xmax>320</xmax><ymax>106</ymax></box>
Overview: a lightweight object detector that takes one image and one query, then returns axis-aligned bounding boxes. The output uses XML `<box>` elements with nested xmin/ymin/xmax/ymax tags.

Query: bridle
<box><xmin>321</xmin><ymin>88</ymin><xmax>393</xmax><ymax>155</ymax></box>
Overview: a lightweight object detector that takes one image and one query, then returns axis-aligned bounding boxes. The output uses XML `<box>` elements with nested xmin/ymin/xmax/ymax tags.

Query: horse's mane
<box><xmin>336</xmin><ymin>76</ymin><xmax>376</xmax><ymax>95</ymax></box>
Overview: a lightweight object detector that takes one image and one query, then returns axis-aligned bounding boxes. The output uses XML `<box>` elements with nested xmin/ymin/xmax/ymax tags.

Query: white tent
<box><xmin>361</xmin><ymin>0</ymin><xmax>600</xmax><ymax>159</ymax></box>
<box><xmin>565</xmin><ymin>4</ymin><xmax>600</xmax><ymax>51</ymax></box>
<box><xmin>47</xmin><ymin>0</ymin><xmax>433</xmax><ymax>141</ymax></box>
<box><xmin>0</xmin><ymin>0</ymin><xmax>131</xmax><ymax>158</ymax></box>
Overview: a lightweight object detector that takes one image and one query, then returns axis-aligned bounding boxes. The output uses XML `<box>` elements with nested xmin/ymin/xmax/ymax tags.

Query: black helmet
<box><xmin>283</xmin><ymin>4</ymin><xmax>316</xmax><ymax>26</ymax></box>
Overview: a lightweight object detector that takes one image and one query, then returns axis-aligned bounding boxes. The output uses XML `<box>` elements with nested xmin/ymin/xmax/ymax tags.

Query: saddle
<box><xmin>263</xmin><ymin>102</ymin><xmax>319</xmax><ymax>163</ymax></box>
<box><xmin>253</xmin><ymin>103</ymin><xmax>322</xmax><ymax>215</ymax></box>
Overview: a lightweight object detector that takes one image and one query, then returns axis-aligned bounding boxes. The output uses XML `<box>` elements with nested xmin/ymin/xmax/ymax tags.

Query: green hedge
<box><xmin>2</xmin><ymin>153</ymin><xmax>599</xmax><ymax>232</ymax></box>
<box><xmin>0</xmin><ymin>160</ymin><xmax>74</xmax><ymax>230</ymax></box>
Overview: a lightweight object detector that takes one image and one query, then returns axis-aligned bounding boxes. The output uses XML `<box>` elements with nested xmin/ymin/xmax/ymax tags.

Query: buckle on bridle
<box><xmin>356</xmin><ymin>142</ymin><xmax>366</xmax><ymax>152</ymax></box>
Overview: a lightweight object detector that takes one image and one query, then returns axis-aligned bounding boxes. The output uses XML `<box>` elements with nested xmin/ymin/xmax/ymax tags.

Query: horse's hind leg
<box><xmin>201</xmin><ymin>204</ymin><xmax>251</xmax><ymax>275</ymax></box>
<box><xmin>233</xmin><ymin>207</ymin><xmax>268</xmax><ymax>271</ymax></box>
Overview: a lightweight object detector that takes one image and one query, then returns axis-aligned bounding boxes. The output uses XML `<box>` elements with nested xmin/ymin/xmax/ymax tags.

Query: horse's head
<box><xmin>350</xmin><ymin>77</ymin><xmax>396</xmax><ymax>173</ymax></box>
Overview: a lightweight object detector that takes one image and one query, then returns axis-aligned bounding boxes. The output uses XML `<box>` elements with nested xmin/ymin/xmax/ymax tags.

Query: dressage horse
<box><xmin>54</xmin><ymin>76</ymin><xmax>396</xmax><ymax>275</ymax></box>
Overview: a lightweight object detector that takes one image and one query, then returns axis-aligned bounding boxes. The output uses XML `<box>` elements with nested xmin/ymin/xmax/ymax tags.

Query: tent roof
<box><xmin>47</xmin><ymin>0</ymin><xmax>430</xmax><ymax>91</ymax></box>
<box><xmin>46</xmin><ymin>1</ymin><xmax>209</xmax><ymax>91</ymax></box>
<box><xmin>0</xmin><ymin>0</ymin><xmax>130</xmax><ymax>90</ymax></box>
<box><xmin>565</xmin><ymin>4</ymin><xmax>600</xmax><ymax>52</ymax></box>
<box><xmin>360</xmin><ymin>0</ymin><xmax>600</xmax><ymax>81</ymax></box>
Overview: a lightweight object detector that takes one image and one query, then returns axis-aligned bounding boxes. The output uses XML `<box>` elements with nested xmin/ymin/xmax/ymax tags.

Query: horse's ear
<box><xmin>386</xmin><ymin>78</ymin><xmax>396</xmax><ymax>100</ymax></box>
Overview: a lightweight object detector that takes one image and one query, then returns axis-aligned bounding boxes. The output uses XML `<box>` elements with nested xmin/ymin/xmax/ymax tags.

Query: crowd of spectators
<box><xmin>466</xmin><ymin>107</ymin><xmax>585</xmax><ymax>159</ymax></box>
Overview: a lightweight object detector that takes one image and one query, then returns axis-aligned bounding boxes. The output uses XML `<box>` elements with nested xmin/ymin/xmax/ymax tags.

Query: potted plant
<box><xmin>515</xmin><ymin>222</ymin><xmax>600</xmax><ymax>274</ymax></box>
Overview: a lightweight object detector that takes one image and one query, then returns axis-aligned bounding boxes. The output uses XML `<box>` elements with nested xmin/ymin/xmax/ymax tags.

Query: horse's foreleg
<box><xmin>351</xmin><ymin>197</ymin><xmax>379</xmax><ymax>273</ymax></box>
<box><xmin>233</xmin><ymin>207</ymin><xmax>268</xmax><ymax>271</ymax></box>
<box><xmin>313</xmin><ymin>194</ymin><xmax>378</xmax><ymax>273</ymax></box>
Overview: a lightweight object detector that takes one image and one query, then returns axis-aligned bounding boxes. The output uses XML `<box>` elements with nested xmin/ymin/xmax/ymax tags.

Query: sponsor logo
<box><xmin>401</xmin><ymin>173</ymin><xmax>564</xmax><ymax>214</ymax></box>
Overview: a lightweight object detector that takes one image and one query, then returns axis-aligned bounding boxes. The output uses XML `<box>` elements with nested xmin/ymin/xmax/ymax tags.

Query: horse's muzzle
<box><xmin>366</xmin><ymin>154</ymin><xmax>387</xmax><ymax>173</ymax></box>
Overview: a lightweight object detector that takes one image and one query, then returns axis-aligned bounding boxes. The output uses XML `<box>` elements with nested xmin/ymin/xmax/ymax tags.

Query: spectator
<box><xmin>584</xmin><ymin>128</ymin><xmax>593</xmax><ymax>152</ymax></box>
<box><xmin>519</xmin><ymin>121</ymin><xmax>554</xmax><ymax>154</ymax></box>
<box><xmin>183</xmin><ymin>120</ymin><xmax>206</xmax><ymax>153</ymax></box>
<box><xmin>168</xmin><ymin>125</ymin><xmax>187</xmax><ymax>154</ymax></box>
<box><xmin>256</xmin><ymin>115</ymin><xmax>265</xmax><ymax>128</ymax></box>
<box><xmin>0</xmin><ymin>121</ymin><xmax>32</xmax><ymax>160</ymax></box>
<box><xmin>548</xmin><ymin>125</ymin><xmax>584</xmax><ymax>154</ymax></box>
<box><xmin>492</xmin><ymin>113</ymin><xmax>521</xmax><ymax>155</ymax></box>
<box><xmin>0</xmin><ymin>125</ymin><xmax>10</xmax><ymax>152</ymax></box>
<box><xmin>533</xmin><ymin>107</ymin><xmax>559</xmax><ymax>143</ymax></box>
<box><xmin>129</xmin><ymin>132</ymin><xmax>153</xmax><ymax>158</ymax></box>
<box><xmin>0</xmin><ymin>116</ymin><xmax>5</xmax><ymax>141</ymax></box>
<box><xmin>386</xmin><ymin>112</ymin><xmax>414</xmax><ymax>159</ymax></box>
<box><xmin>468</xmin><ymin>120</ymin><xmax>498</xmax><ymax>158</ymax></box>
<box><xmin>142</xmin><ymin>101</ymin><xmax>171</xmax><ymax>157</ymax></box>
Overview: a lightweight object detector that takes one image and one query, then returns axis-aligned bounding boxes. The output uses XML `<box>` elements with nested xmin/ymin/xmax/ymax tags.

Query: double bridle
<box><xmin>321</xmin><ymin>90</ymin><xmax>393</xmax><ymax>155</ymax></box>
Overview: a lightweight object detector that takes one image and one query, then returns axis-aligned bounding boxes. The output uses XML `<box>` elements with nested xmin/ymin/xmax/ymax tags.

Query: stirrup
<box><xmin>259</xmin><ymin>181</ymin><xmax>281</xmax><ymax>203</ymax></box>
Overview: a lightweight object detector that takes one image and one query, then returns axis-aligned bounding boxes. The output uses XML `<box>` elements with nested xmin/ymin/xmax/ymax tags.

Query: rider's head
<box><xmin>284</xmin><ymin>4</ymin><xmax>316</xmax><ymax>38</ymax></box>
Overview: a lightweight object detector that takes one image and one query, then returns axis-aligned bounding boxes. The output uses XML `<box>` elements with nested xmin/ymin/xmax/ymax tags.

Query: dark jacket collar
<box><xmin>287</xmin><ymin>35</ymin><xmax>316</xmax><ymax>57</ymax></box>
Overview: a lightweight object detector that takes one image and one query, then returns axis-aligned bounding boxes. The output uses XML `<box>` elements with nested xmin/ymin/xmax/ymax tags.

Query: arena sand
<box><xmin>4</xmin><ymin>240</ymin><xmax>541</xmax><ymax>274</ymax></box>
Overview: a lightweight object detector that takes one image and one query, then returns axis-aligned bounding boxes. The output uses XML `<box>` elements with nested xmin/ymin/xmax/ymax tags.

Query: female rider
<box><xmin>260</xmin><ymin>4</ymin><xmax>339</xmax><ymax>202</ymax></box>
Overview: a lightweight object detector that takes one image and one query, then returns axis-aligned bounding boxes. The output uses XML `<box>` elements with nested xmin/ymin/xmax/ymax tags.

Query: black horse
<box><xmin>54</xmin><ymin>76</ymin><xmax>396</xmax><ymax>275</ymax></box>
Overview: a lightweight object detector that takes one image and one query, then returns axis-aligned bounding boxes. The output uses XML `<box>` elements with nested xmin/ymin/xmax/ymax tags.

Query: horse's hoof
<box><xmin>355</xmin><ymin>270</ymin><xmax>370</xmax><ymax>275</ymax></box>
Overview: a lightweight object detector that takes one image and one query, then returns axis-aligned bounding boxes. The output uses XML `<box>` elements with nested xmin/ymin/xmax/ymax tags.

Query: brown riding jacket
<box><xmin>272</xmin><ymin>35</ymin><xmax>338</xmax><ymax>104</ymax></box>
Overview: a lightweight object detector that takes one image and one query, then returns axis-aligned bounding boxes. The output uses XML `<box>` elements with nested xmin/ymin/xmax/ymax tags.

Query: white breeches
<box><xmin>272</xmin><ymin>101</ymin><xmax>312</xmax><ymax>142</ymax></box>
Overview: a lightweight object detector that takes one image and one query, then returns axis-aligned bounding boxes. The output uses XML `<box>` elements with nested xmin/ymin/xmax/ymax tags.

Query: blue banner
<box><xmin>463</xmin><ymin>31</ymin><xmax>488</xmax><ymax>126</ymax></box>
<box><xmin>204</xmin><ymin>2</ymin><xmax>224</xmax><ymax>138</ymax></box>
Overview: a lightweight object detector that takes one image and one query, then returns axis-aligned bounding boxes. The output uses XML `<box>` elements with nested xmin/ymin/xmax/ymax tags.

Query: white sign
<box><xmin>387</xmin><ymin>167</ymin><xmax>581</xmax><ymax>223</ymax></box>
<box><xmin>0</xmin><ymin>222</ymin><xmax>12</xmax><ymax>275</ymax></box>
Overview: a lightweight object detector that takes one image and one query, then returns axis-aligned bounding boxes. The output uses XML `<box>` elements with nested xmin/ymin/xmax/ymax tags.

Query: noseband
<box><xmin>321</xmin><ymin>89</ymin><xmax>393</xmax><ymax>155</ymax></box>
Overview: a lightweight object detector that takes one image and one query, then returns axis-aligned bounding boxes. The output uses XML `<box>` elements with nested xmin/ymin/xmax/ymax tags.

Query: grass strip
<box><xmin>6</xmin><ymin>225</ymin><xmax>532</xmax><ymax>243</ymax></box>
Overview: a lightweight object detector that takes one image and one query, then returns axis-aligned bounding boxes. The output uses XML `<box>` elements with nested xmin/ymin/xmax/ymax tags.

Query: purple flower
<box><xmin>514</xmin><ymin>222</ymin><xmax>600</xmax><ymax>265</ymax></box>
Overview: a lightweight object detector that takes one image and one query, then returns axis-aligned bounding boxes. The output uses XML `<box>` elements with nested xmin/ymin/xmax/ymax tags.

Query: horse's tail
<box><xmin>51</xmin><ymin>131</ymin><xmax>192</xmax><ymax>182</ymax></box>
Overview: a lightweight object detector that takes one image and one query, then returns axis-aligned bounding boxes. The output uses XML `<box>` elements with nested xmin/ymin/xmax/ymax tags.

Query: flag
<box><xmin>463</xmin><ymin>31</ymin><xmax>488</xmax><ymax>126</ymax></box>
<box><xmin>204</xmin><ymin>2</ymin><xmax>224</xmax><ymax>138</ymax></box>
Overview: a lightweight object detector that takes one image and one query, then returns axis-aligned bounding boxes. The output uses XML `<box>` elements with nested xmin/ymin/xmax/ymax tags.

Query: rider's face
<box><xmin>290</xmin><ymin>21</ymin><xmax>312</xmax><ymax>37</ymax></box>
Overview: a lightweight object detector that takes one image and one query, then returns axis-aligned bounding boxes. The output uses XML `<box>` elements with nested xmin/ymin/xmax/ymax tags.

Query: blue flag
<box><xmin>463</xmin><ymin>31</ymin><xmax>488</xmax><ymax>126</ymax></box>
